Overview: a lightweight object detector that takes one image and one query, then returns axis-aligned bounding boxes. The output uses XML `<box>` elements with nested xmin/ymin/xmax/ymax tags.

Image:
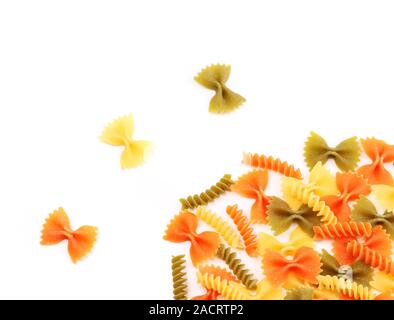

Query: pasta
<box><xmin>263</xmin><ymin>247</ymin><xmax>321</xmax><ymax>287</ymax></box>
<box><xmin>283</xmin><ymin>162</ymin><xmax>337</xmax><ymax>210</ymax></box>
<box><xmin>316</xmin><ymin>275</ymin><xmax>374</xmax><ymax>300</ymax></box>
<box><xmin>281</xmin><ymin>177</ymin><xmax>338</xmax><ymax>225</ymax></box>
<box><xmin>231</xmin><ymin>170</ymin><xmax>271</xmax><ymax>223</ymax></box>
<box><xmin>194</xmin><ymin>64</ymin><xmax>246</xmax><ymax>114</ymax></box>
<box><xmin>346</xmin><ymin>241</ymin><xmax>394</xmax><ymax>275</ymax></box>
<box><xmin>196</xmin><ymin>272</ymin><xmax>250</xmax><ymax>300</ymax></box>
<box><xmin>357</xmin><ymin>138</ymin><xmax>394</xmax><ymax>185</ymax></box>
<box><xmin>313</xmin><ymin>222</ymin><xmax>373</xmax><ymax>240</ymax></box>
<box><xmin>320</xmin><ymin>249</ymin><xmax>373</xmax><ymax>286</ymax></box>
<box><xmin>40</xmin><ymin>207</ymin><xmax>98</xmax><ymax>263</ymax></box>
<box><xmin>99</xmin><ymin>113</ymin><xmax>152</xmax><ymax>169</ymax></box>
<box><xmin>373</xmin><ymin>185</ymin><xmax>394</xmax><ymax>212</ymax></box>
<box><xmin>352</xmin><ymin>196</ymin><xmax>394</xmax><ymax>240</ymax></box>
<box><xmin>226</xmin><ymin>204</ymin><xmax>258</xmax><ymax>256</ymax></box>
<box><xmin>171</xmin><ymin>255</ymin><xmax>188</xmax><ymax>300</ymax></box>
<box><xmin>179</xmin><ymin>174</ymin><xmax>234</xmax><ymax>209</ymax></box>
<box><xmin>192</xmin><ymin>265</ymin><xmax>239</xmax><ymax>300</ymax></box>
<box><xmin>216</xmin><ymin>244</ymin><xmax>258</xmax><ymax>290</ymax></box>
<box><xmin>333</xmin><ymin>225</ymin><xmax>392</xmax><ymax>265</ymax></box>
<box><xmin>304</xmin><ymin>132</ymin><xmax>361</xmax><ymax>171</ymax></box>
<box><xmin>195</xmin><ymin>206</ymin><xmax>243</xmax><ymax>249</ymax></box>
<box><xmin>163</xmin><ymin>211</ymin><xmax>220</xmax><ymax>266</ymax></box>
<box><xmin>370</xmin><ymin>272</ymin><xmax>394</xmax><ymax>293</ymax></box>
<box><xmin>321</xmin><ymin>172</ymin><xmax>371</xmax><ymax>222</ymax></box>
<box><xmin>267</xmin><ymin>196</ymin><xmax>322</xmax><ymax>237</ymax></box>
<box><xmin>257</xmin><ymin>226</ymin><xmax>314</xmax><ymax>257</ymax></box>
<box><xmin>242</xmin><ymin>153</ymin><xmax>302</xmax><ymax>179</ymax></box>
<box><xmin>284</xmin><ymin>287</ymin><xmax>314</xmax><ymax>300</ymax></box>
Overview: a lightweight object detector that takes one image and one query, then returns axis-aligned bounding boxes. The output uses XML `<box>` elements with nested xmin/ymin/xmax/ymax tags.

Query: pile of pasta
<box><xmin>164</xmin><ymin>132</ymin><xmax>394</xmax><ymax>300</ymax></box>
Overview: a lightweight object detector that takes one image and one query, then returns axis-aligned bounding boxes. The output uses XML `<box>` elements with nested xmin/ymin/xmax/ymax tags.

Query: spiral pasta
<box><xmin>282</xmin><ymin>177</ymin><xmax>338</xmax><ymax>225</ymax></box>
<box><xmin>317</xmin><ymin>275</ymin><xmax>374</xmax><ymax>300</ymax></box>
<box><xmin>313</xmin><ymin>222</ymin><xmax>373</xmax><ymax>240</ymax></box>
<box><xmin>196</xmin><ymin>272</ymin><xmax>249</xmax><ymax>300</ymax></box>
<box><xmin>242</xmin><ymin>153</ymin><xmax>303</xmax><ymax>179</ymax></box>
<box><xmin>196</xmin><ymin>206</ymin><xmax>243</xmax><ymax>249</ymax></box>
<box><xmin>346</xmin><ymin>240</ymin><xmax>394</xmax><ymax>275</ymax></box>
<box><xmin>171</xmin><ymin>255</ymin><xmax>188</xmax><ymax>300</ymax></box>
<box><xmin>216</xmin><ymin>244</ymin><xmax>258</xmax><ymax>290</ymax></box>
<box><xmin>226</xmin><ymin>204</ymin><xmax>258</xmax><ymax>256</ymax></box>
<box><xmin>179</xmin><ymin>174</ymin><xmax>234</xmax><ymax>209</ymax></box>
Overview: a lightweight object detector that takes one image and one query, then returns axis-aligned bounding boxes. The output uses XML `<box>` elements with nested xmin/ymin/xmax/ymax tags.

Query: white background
<box><xmin>0</xmin><ymin>1</ymin><xmax>394</xmax><ymax>299</ymax></box>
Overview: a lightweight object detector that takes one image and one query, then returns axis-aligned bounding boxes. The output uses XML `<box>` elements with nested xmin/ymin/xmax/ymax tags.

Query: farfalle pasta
<box><xmin>352</xmin><ymin>196</ymin><xmax>394</xmax><ymax>240</ymax></box>
<box><xmin>231</xmin><ymin>170</ymin><xmax>271</xmax><ymax>223</ymax></box>
<box><xmin>163</xmin><ymin>211</ymin><xmax>220</xmax><ymax>266</ymax></box>
<box><xmin>304</xmin><ymin>132</ymin><xmax>361</xmax><ymax>171</ymax></box>
<box><xmin>267</xmin><ymin>196</ymin><xmax>322</xmax><ymax>237</ymax></box>
<box><xmin>100</xmin><ymin>113</ymin><xmax>152</xmax><ymax>169</ymax></box>
<box><xmin>357</xmin><ymin>138</ymin><xmax>394</xmax><ymax>185</ymax></box>
<box><xmin>179</xmin><ymin>174</ymin><xmax>234</xmax><ymax>209</ymax></box>
<box><xmin>40</xmin><ymin>207</ymin><xmax>98</xmax><ymax>263</ymax></box>
<box><xmin>164</xmin><ymin>133</ymin><xmax>394</xmax><ymax>300</ymax></box>
<box><xmin>194</xmin><ymin>64</ymin><xmax>246</xmax><ymax>114</ymax></box>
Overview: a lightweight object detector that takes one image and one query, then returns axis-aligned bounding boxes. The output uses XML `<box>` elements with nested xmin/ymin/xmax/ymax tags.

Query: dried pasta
<box><xmin>284</xmin><ymin>287</ymin><xmax>314</xmax><ymax>300</ymax></box>
<box><xmin>194</xmin><ymin>64</ymin><xmax>245</xmax><ymax>114</ymax></box>
<box><xmin>99</xmin><ymin>113</ymin><xmax>152</xmax><ymax>169</ymax></box>
<box><xmin>316</xmin><ymin>275</ymin><xmax>374</xmax><ymax>300</ymax></box>
<box><xmin>163</xmin><ymin>211</ymin><xmax>220</xmax><ymax>266</ymax></box>
<box><xmin>171</xmin><ymin>255</ymin><xmax>188</xmax><ymax>300</ymax></box>
<box><xmin>321</xmin><ymin>172</ymin><xmax>371</xmax><ymax>222</ymax></box>
<box><xmin>352</xmin><ymin>196</ymin><xmax>394</xmax><ymax>240</ymax></box>
<box><xmin>226</xmin><ymin>204</ymin><xmax>258</xmax><ymax>256</ymax></box>
<box><xmin>40</xmin><ymin>207</ymin><xmax>98</xmax><ymax>263</ymax></box>
<box><xmin>257</xmin><ymin>226</ymin><xmax>314</xmax><ymax>257</ymax></box>
<box><xmin>231</xmin><ymin>170</ymin><xmax>271</xmax><ymax>223</ymax></box>
<box><xmin>373</xmin><ymin>185</ymin><xmax>394</xmax><ymax>212</ymax></box>
<box><xmin>242</xmin><ymin>153</ymin><xmax>302</xmax><ymax>179</ymax></box>
<box><xmin>263</xmin><ymin>247</ymin><xmax>321</xmax><ymax>287</ymax></box>
<box><xmin>304</xmin><ymin>132</ymin><xmax>361</xmax><ymax>171</ymax></box>
<box><xmin>179</xmin><ymin>174</ymin><xmax>234</xmax><ymax>209</ymax></box>
<box><xmin>267</xmin><ymin>196</ymin><xmax>322</xmax><ymax>237</ymax></box>
<box><xmin>313</xmin><ymin>222</ymin><xmax>373</xmax><ymax>240</ymax></box>
<box><xmin>370</xmin><ymin>272</ymin><xmax>394</xmax><ymax>293</ymax></box>
<box><xmin>196</xmin><ymin>206</ymin><xmax>243</xmax><ymax>249</ymax></box>
<box><xmin>357</xmin><ymin>138</ymin><xmax>394</xmax><ymax>185</ymax></box>
<box><xmin>281</xmin><ymin>177</ymin><xmax>338</xmax><ymax>225</ymax></box>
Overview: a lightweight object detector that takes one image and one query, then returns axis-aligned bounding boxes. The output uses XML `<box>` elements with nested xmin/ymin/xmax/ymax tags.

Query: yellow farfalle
<box><xmin>373</xmin><ymin>185</ymin><xmax>394</xmax><ymax>212</ymax></box>
<box><xmin>257</xmin><ymin>227</ymin><xmax>314</xmax><ymax>257</ymax></box>
<box><xmin>284</xmin><ymin>162</ymin><xmax>337</xmax><ymax>210</ymax></box>
<box><xmin>370</xmin><ymin>272</ymin><xmax>394</xmax><ymax>293</ymax></box>
<box><xmin>100</xmin><ymin>113</ymin><xmax>152</xmax><ymax>169</ymax></box>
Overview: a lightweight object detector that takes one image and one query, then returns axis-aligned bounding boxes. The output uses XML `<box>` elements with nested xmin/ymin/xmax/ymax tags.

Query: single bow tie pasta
<box><xmin>163</xmin><ymin>133</ymin><xmax>394</xmax><ymax>300</ymax></box>
<box><xmin>40</xmin><ymin>208</ymin><xmax>98</xmax><ymax>263</ymax></box>
<box><xmin>194</xmin><ymin>64</ymin><xmax>246</xmax><ymax>114</ymax></box>
<box><xmin>100</xmin><ymin>113</ymin><xmax>152</xmax><ymax>169</ymax></box>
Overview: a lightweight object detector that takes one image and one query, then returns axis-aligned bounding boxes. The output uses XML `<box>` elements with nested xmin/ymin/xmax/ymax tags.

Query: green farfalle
<box><xmin>304</xmin><ymin>132</ymin><xmax>361</xmax><ymax>171</ymax></box>
<box><xmin>284</xmin><ymin>287</ymin><xmax>314</xmax><ymax>300</ymax></box>
<box><xmin>194</xmin><ymin>64</ymin><xmax>246</xmax><ymax>114</ymax></box>
<box><xmin>320</xmin><ymin>249</ymin><xmax>373</xmax><ymax>287</ymax></box>
<box><xmin>266</xmin><ymin>196</ymin><xmax>321</xmax><ymax>237</ymax></box>
<box><xmin>352</xmin><ymin>196</ymin><xmax>394</xmax><ymax>240</ymax></box>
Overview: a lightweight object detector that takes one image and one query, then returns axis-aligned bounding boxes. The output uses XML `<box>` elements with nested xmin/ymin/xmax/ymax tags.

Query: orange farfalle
<box><xmin>357</xmin><ymin>138</ymin><xmax>394</xmax><ymax>186</ymax></box>
<box><xmin>192</xmin><ymin>265</ymin><xmax>238</xmax><ymax>300</ymax></box>
<box><xmin>163</xmin><ymin>211</ymin><xmax>220</xmax><ymax>266</ymax></box>
<box><xmin>263</xmin><ymin>247</ymin><xmax>321</xmax><ymax>286</ymax></box>
<box><xmin>231</xmin><ymin>170</ymin><xmax>271</xmax><ymax>223</ymax></box>
<box><xmin>374</xmin><ymin>292</ymin><xmax>394</xmax><ymax>300</ymax></box>
<box><xmin>322</xmin><ymin>172</ymin><xmax>371</xmax><ymax>222</ymax></box>
<box><xmin>333</xmin><ymin>225</ymin><xmax>392</xmax><ymax>265</ymax></box>
<box><xmin>40</xmin><ymin>208</ymin><xmax>98</xmax><ymax>263</ymax></box>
